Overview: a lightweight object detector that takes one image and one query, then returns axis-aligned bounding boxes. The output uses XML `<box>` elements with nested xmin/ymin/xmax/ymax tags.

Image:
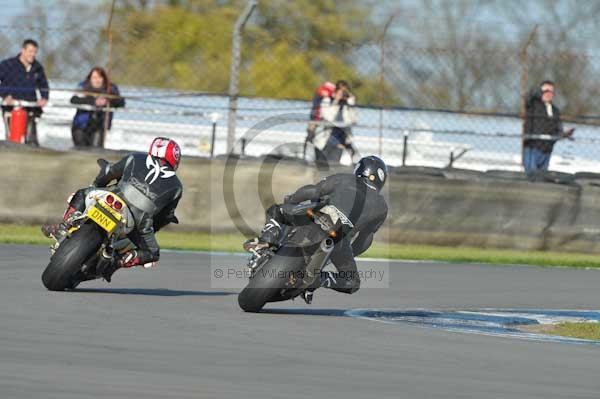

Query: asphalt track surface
<box><xmin>1</xmin><ymin>244</ymin><xmax>599</xmax><ymax>399</ymax></box>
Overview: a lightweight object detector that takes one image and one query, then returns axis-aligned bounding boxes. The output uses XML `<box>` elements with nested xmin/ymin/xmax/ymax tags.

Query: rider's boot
<box><xmin>41</xmin><ymin>206</ymin><xmax>83</xmax><ymax>242</ymax></box>
<box><xmin>301</xmin><ymin>290</ymin><xmax>314</xmax><ymax>304</ymax></box>
<box><xmin>301</xmin><ymin>271</ymin><xmax>356</xmax><ymax>304</ymax></box>
<box><xmin>100</xmin><ymin>260</ymin><xmax>121</xmax><ymax>283</ymax></box>
<box><xmin>301</xmin><ymin>271</ymin><xmax>330</xmax><ymax>304</ymax></box>
<box><xmin>243</xmin><ymin>218</ymin><xmax>282</xmax><ymax>252</ymax></box>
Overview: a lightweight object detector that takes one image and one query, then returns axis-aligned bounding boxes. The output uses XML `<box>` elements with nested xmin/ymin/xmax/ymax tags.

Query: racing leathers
<box><xmin>67</xmin><ymin>153</ymin><xmax>182</xmax><ymax>267</ymax></box>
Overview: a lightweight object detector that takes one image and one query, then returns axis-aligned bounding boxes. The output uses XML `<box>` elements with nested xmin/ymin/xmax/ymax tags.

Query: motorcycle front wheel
<box><xmin>238</xmin><ymin>245</ymin><xmax>305</xmax><ymax>313</ymax></box>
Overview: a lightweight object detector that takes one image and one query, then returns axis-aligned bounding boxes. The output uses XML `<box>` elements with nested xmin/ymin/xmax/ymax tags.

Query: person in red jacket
<box><xmin>305</xmin><ymin>81</ymin><xmax>335</xmax><ymax>162</ymax></box>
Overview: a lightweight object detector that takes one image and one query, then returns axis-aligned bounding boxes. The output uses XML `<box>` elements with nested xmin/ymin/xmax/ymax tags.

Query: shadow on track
<box><xmin>73</xmin><ymin>288</ymin><xmax>236</xmax><ymax>297</ymax></box>
<box><xmin>260</xmin><ymin>308</ymin><xmax>348</xmax><ymax>317</ymax></box>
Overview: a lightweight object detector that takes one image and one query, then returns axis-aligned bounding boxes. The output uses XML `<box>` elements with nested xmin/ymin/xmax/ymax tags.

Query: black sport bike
<box><xmin>238</xmin><ymin>198</ymin><xmax>354</xmax><ymax>312</ymax></box>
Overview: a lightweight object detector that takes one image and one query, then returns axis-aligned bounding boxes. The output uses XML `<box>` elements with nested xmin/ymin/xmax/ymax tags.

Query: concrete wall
<box><xmin>388</xmin><ymin>171</ymin><xmax>600</xmax><ymax>253</ymax></box>
<box><xmin>3</xmin><ymin>143</ymin><xmax>600</xmax><ymax>253</ymax></box>
<box><xmin>0</xmin><ymin>143</ymin><xmax>328</xmax><ymax>235</ymax></box>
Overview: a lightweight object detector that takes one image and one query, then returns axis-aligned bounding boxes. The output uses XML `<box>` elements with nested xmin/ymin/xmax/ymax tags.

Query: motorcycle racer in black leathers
<box><xmin>244</xmin><ymin>155</ymin><xmax>388</xmax><ymax>297</ymax></box>
<box><xmin>42</xmin><ymin>137</ymin><xmax>183</xmax><ymax>277</ymax></box>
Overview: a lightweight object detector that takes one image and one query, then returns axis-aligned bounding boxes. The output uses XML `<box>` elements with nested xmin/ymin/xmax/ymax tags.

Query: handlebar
<box><xmin>1</xmin><ymin>100</ymin><xmax>41</xmax><ymax>107</ymax></box>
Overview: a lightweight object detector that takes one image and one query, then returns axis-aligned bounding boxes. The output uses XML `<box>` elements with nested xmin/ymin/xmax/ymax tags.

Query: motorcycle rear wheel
<box><xmin>42</xmin><ymin>223</ymin><xmax>104</xmax><ymax>291</ymax></box>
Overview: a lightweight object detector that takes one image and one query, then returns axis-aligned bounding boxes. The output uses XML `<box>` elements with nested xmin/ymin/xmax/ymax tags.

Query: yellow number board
<box><xmin>88</xmin><ymin>206</ymin><xmax>119</xmax><ymax>233</ymax></box>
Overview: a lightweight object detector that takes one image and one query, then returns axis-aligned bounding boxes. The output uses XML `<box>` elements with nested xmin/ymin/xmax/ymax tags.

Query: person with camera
<box><xmin>318</xmin><ymin>80</ymin><xmax>358</xmax><ymax>165</ymax></box>
<box><xmin>305</xmin><ymin>81</ymin><xmax>335</xmax><ymax>162</ymax></box>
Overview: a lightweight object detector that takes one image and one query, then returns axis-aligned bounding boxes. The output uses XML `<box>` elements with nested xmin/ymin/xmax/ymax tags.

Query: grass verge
<box><xmin>2</xmin><ymin>223</ymin><xmax>600</xmax><ymax>268</ymax></box>
<box><xmin>550</xmin><ymin>322</ymin><xmax>600</xmax><ymax>340</ymax></box>
<box><xmin>523</xmin><ymin>322</ymin><xmax>600</xmax><ymax>341</ymax></box>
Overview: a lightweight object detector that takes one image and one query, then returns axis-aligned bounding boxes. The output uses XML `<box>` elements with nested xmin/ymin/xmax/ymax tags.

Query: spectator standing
<box><xmin>319</xmin><ymin>80</ymin><xmax>357</xmax><ymax>164</ymax></box>
<box><xmin>523</xmin><ymin>80</ymin><xmax>574</xmax><ymax>175</ymax></box>
<box><xmin>70</xmin><ymin>67</ymin><xmax>125</xmax><ymax>148</ymax></box>
<box><xmin>306</xmin><ymin>81</ymin><xmax>336</xmax><ymax>161</ymax></box>
<box><xmin>0</xmin><ymin>39</ymin><xmax>49</xmax><ymax>146</ymax></box>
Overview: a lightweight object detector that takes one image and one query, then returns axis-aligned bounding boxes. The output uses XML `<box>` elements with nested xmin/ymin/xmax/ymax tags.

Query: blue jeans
<box><xmin>523</xmin><ymin>147</ymin><xmax>551</xmax><ymax>174</ymax></box>
<box><xmin>322</xmin><ymin>128</ymin><xmax>347</xmax><ymax>163</ymax></box>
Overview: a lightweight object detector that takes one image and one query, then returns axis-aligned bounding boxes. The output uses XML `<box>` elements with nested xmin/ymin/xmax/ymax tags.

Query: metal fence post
<box><xmin>402</xmin><ymin>131</ymin><xmax>408</xmax><ymax>166</ymax></box>
<box><xmin>210</xmin><ymin>122</ymin><xmax>217</xmax><ymax>158</ymax></box>
<box><xmin>102</xmin><ymin>0</ymin><xmax>117</xmax><ymax>149</ymax></box>
<box><xmin>519</xmin><ymin>25</ymin><xmax>538</xmax><ymax>167</ymax></box>
<box><xmin>378</xmin><ymin>15</ymin><xmax>395</xmax><ymax>158</ymax></box>
<box><xmin>227</xmin><ymin>0</ymin><xmax>257</xmax><ymax>154</ymax></box>
<box><xmin>209</xmin><ymin>112</ymin><xmax>220</xmax><ymax>158</ymax></box>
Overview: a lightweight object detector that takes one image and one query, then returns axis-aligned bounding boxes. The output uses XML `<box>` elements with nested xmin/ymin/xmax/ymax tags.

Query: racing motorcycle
<box><xmin>41</xmin><ymin>160</ymin><xmax>137</xmax><ymax>291</ymax></box>
<box><xmin>238</xmin><ymin>197</ymin><xmax>354</xmax><ymax>312</ymax></box>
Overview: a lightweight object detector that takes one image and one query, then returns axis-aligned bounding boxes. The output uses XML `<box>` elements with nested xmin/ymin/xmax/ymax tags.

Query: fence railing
<box><xmin>2</xmin><ymin>3</ymin><xmax>600</xmax><ymax>173</ymax></box>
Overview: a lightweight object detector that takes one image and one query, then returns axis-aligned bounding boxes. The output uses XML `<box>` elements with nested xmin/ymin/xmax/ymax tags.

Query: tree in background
<box><xmin>378</xmin><ymin>0</ymin><xmax>600</xmax><ymax>116</ymax></box>
<box><xmin>381</xmin><ymin>0</ymin><xmax>518</xmax><ymax>112</ymax></box>
<box><xmin>106</xmin><ymin>0</ymin><xmax>396</xmax><ymax>103</ymax></box>
<box><xmin>110</xmin><ymin>3</ymin><xmax>236</xmax><ymax>92</ymax></box>
<box><xmin>494</xmin><ymin>0</ymin><xmax>600</xmax><ymax>117</ymax></box>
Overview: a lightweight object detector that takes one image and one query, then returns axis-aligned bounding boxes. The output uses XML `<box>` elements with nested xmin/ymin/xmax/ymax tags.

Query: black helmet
<box><xmin>354</xmin><ymin>155</ymin><xmax>387</xmax><ymax>192</ymax></box>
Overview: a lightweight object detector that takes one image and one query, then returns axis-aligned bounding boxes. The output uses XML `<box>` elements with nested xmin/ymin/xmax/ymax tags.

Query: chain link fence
<box><xmin>2</xmin><ymin>1</ymin><xmax>600</xmax><ymax>173</ymax></box>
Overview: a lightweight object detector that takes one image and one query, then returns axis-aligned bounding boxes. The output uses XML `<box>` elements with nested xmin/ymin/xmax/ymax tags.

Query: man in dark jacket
<box><xmin>244</xmin><ymin>156</ymin><xmax>388</xmax><ymax>299</ymax></box>
<box><xmin>42</xmin><ymin>137</ymin><xmax>183</xmax><ymax>280</ymax></box>
<box><xmin>523</xmin><ymin>80</ymin><xmax>574</xmax><ymax>175</ymax></box>
<box><xmin>0</xmin><ymin>39</ymin><xmax>49</xmax><ymax>146</ymax></box>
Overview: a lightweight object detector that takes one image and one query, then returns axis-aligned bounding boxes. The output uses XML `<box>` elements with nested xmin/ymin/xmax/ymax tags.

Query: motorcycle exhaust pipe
<box><xmin>304</xmin><ymin>237</ymin><xmax>335</xmax><ymax>283</ymax></box>
<box><xmin>321</xmin><ymin>237</ymin><xmax>335</xmax><ymax>251</ymax></box>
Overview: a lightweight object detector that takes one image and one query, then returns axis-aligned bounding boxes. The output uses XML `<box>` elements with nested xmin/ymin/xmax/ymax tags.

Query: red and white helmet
<box><xmin>149</xmin><ymin>137</ymin><xmax>181</xmax><ymax>170</ymax></box>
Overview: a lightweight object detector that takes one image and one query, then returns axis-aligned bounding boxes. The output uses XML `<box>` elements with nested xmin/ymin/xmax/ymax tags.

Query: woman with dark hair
<box><xmin>70</xmin><ymin>66</ymin><xmax>125</xmax><ymax>147</ymax></box>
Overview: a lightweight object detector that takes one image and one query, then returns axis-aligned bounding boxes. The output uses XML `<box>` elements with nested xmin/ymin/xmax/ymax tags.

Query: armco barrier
<box><xmin>3</xmin><ymin>142</ymin><xmax>600</xmax><ymax>253</ymax></box>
